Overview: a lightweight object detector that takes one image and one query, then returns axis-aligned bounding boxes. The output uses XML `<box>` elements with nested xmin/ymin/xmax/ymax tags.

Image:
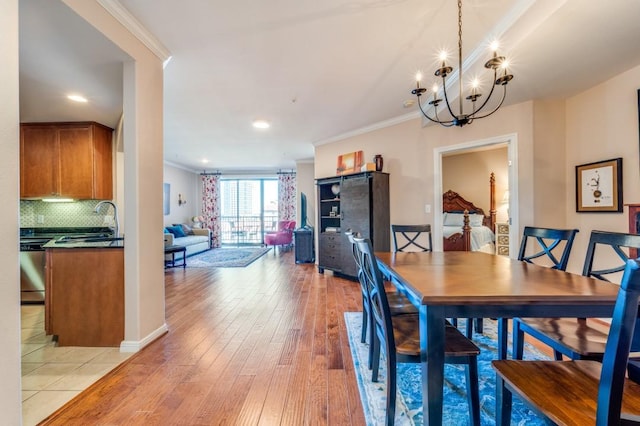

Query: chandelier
<box><xmin>410</xmin><ymin>0</ymin><xmax>514</xmax><ymax>127</ymax></box>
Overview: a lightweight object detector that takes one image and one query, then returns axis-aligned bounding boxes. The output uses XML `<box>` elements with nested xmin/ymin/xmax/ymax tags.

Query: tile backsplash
<box><xmin>20</xmin><ymin>200</ymin><xmax>115</xmax><ymax>228</ymax></box>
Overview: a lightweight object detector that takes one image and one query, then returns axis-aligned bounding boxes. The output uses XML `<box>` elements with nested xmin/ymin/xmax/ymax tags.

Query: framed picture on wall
<box><xmin>575</xmin><ymin>158</ymin><xmax>623</xmax><ymax>213</ymax></box>
<box><xmin>163</xmin><ymin>183</ymin><xmax>170</xmax><ymax>215</ymax></box>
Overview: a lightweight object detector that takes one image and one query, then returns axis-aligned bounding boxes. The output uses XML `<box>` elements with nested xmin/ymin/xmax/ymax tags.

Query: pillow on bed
<box><xmin>443</xmin><ymin>212</ymin><xmax>485</xmax><ymax>227</ymax></box>
<box><xmin>443</xmin><ymin>213</ymin><xmax>465</xmax><ymax>226</ymax></box>
<box><xmin>469</xmin><ymin>214</ymin><xmax>485</xmax><ymax>227</ymax></box>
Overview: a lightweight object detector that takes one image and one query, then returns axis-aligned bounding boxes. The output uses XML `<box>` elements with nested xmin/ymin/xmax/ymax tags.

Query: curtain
<box><xmin>278</xmin><ymin>172</ymin><xmax>296</xmax><ymax>222</ymax></box>
<box><xmin>201</xmin><ymin>174</ymin><xmax>221</xmax><ymax>248</ymax></box>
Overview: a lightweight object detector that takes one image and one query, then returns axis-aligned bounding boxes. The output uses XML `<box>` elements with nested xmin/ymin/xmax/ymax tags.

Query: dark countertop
<box><xmin>43</xmin><ymin>237</ymin><xmax>124</xmax><ymax>249</ymax></box>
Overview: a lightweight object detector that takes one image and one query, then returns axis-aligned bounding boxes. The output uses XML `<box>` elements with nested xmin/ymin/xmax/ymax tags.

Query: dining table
<box><xmin>375</xmin><ymin>250</ymin><xmax>622</xmax><ymax>425</ymax></box>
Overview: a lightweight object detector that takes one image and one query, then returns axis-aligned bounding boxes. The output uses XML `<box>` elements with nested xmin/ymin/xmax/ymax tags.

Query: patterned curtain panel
<box><xmin>201</xmin><ymin>175</ymin><xmax>221</xmax><ymax>248</ymax></box>
<box><xmin>278</xmin><ymin>172</ymin><xmax>297</xmax><ymax>221</ymax></box>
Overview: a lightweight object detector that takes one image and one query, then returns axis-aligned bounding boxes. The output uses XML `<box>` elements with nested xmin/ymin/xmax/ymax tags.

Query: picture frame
<box><xmin>163</xmin><ymin>183</ymin><xmax>170</xmax><ymax>215</ymax></box>
<box><xmin>336</xmin><ymin>150</ymin><xmax>364</xmax><ymax>175</ymax></box>
<box><xmin>575</xmin><ymin>158</ymin><xmax>623</xmax><ymax>213</ymax></box>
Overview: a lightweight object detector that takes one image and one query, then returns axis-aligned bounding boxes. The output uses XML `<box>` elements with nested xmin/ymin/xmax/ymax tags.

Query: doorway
<box><xmin>433</xmin><ymin>133</ymin><xmax>518</xmax><ymax>254</ymax></box>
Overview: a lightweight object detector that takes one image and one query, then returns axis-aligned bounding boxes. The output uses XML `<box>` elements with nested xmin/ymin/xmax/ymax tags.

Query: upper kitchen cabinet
<box><xmin>20</xmin><ymin>122</ymin><xmax>114</xmax><ymax>200</ymax></box>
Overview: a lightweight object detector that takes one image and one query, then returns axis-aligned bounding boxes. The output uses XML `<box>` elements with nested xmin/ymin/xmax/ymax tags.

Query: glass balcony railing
<box><xmin>219</xmin><ymin>214</ymin><xmax>279</xmax><ymax>245</ymax></box>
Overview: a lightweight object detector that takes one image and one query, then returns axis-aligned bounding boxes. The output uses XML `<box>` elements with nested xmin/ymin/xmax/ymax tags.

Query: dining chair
<box><xmin>517</xmin><ymin>226</ymin><xmax>579</xmax><ymax>271</ymax></box>
<box><xmin>508</xmin><ymin>226</ymin><xmax>579</xmax><ymax>358</ymax></box>
<box><xmin>346</xmin><ymin>231</ymin><xmax>416</xmax><ymax>369</ymax></box>
<box><xmin>391</xmin><ymin>223</ymin><xmax>482</xmax><ymax>338</ymax></box>
<box><xmin>355</xmin><ymin>236</ymin><xmax>481</xmax><ymax>426</ymax></box>
<box><xmin>513</xmin><ymin>230</ymin><xmax>640</xmax><ymax>361</ymax></box>
<box><xmin>493</xmin><ymin>259</ymin><xmax>640</xmax><ymax>425</ymax></box>
<box><xmin>391</xmin><ymin>224</ymin><xmax>432</xmax><ymax>252</ymax></box>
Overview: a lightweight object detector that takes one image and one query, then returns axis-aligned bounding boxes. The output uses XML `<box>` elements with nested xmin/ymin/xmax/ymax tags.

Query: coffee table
<box><xmin>164</xmin><ymin>245</ymin><xmax>186</xmax><ymax>268</ymax></box>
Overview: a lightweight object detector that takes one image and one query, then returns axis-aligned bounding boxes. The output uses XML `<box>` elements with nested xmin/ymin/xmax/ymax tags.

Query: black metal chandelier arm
<box><xmin>434</xmin><ymin>105</ymin><xmax>456</xmax><ymax>127</ymax></box>
<box><xmin>440</xmin><ymin>77</ymin><xmax>459</xmax><ymax>119</ymax></box>
<box><xmin>469</xmin><ymin>85</ymin><xmax>508</xmax><ymax>120</ymax></box>
<box><xmin>466</xmin><ymin>69</ymin><xmax>500</xmax><ymax>119</ymax></box>
<box><xmin>417</xmin><ymin>97</ymin><xmax>455</xmax><ymax>126</ymax></box>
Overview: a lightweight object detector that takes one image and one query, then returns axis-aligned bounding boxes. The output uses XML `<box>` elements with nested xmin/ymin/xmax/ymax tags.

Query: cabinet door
<box><xmin>340</xmin><ymin>175</ymin><xmax>371</xmax><ymax>277</ymax></box>
<box><xmin>20</xmin><ymin>126</ymin><xmax>58</xmax><ymax>198</ymax></box>
<box><xmin>341</xmin><ymin>175</ymin><xmax>371</xmax><ymax>237</ymax></box>
<box><xmin>91</xmin><ymin>124</ymin><xmax>114</xmax><ymax>200</ymax></box>
<box><xmin>58</xmin><ymin>126</ymin><xmax>95</xmax><ymax>199</ymax></box>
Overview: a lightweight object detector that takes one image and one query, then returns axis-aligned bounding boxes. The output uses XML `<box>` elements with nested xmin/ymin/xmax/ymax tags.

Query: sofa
<box><xmin>164</xmin><ymin>224</ymin><xmax>211</xmax><ymax>261</ymax></box>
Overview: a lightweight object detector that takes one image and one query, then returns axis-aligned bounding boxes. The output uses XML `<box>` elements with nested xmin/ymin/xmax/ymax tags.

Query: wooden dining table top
<box><xmin>375</xmin><ymin>251</ymin><xmax>621</xmax><ymax>307</ymax></box>
<box><xmin>375</xmin><ymin>250</ymin><xmax>623</xmax><ymax>425</ymax></box>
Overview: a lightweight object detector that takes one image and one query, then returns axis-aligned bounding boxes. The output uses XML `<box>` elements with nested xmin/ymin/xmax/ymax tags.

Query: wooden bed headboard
<box><xmin>442</xmin><ymin>172</ymin><xmax>497</xmax><ymax>251</ymax></box>
<box><xmin>443</xmin><ymin>172</ymin><xmax>496</xmax><ymax>230</ymax></box>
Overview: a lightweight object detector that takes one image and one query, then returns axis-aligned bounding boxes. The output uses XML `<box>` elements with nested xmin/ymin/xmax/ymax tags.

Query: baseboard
<box><xmin>119</xmin><ymin>323</ymin><xmax>169</xmax><ymax>353</ymax></box>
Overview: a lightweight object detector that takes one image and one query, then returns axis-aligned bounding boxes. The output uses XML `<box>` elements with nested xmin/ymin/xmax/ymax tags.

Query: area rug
<box><xmin>345</xmin><ymin>312</ymin><xmax>548</xmax><ymax>425</ymax></box>
<box><xmin>186</xmin><ymin>247</ymin><xmax>271</xmax><ymax>268</ymax></box>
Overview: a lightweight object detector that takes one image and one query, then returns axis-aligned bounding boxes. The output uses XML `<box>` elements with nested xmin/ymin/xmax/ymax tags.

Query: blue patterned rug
<box><xmin>344</xmin><ymin>312</ymin><xmax>548</xmax><ymax>425</ymax></box>
<box><xmin>186</xmin><ymin>247</ymin><xmax>271</xmax><ymax>268</ymax></box>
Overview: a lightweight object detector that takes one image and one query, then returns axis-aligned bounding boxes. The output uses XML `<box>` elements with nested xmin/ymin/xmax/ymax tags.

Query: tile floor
<box><xmin>21</xmin><ymin>305</ymin><xmax>133</xmax><ymax>426</ymax></box>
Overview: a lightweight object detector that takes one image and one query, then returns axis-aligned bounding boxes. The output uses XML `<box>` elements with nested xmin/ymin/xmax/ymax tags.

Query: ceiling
<box><xmin>19</xmin><ymin>0</ymin><xmax>640</xmax><ymax>173</ymax></box>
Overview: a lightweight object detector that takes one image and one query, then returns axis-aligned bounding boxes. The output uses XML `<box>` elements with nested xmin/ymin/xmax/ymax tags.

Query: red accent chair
<box><xmin>264</xmin><ymin>220</ymin><xmax>296</xmax><ymax>253</ymax></box>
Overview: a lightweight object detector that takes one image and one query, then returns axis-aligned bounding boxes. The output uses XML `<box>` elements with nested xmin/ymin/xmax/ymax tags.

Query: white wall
<box><xmin>63</xmin><ymin>1</ymin><xmax>167</xmax><ymax>350</ymax></box>
<box><xmin>296</xmin><ymin>161</ymin><xmax>315</xmax><ymax>228</ymax></box>
<box><xmin>163</xmin><ymin>164</ymin><xmax>200</xmax><ymax>227</ymax></box>
<box><xmin>0</xmin><ymin>0</ymin><xmax>23</xmax><ymax>421</ymax></box>
<box><xmin>564</xmin><ymin>63</ymin><xmax>640</xmax><ymax>273</ymax></box>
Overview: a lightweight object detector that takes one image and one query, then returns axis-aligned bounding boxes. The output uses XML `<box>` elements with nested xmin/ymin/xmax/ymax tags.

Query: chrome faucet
<box><xmin>95</xmin><ymin>200</ymin><xmax>120</xmax><ymax>238</ymax></box>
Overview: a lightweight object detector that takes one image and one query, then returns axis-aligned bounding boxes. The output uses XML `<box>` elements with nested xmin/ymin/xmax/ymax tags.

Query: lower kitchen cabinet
<box><xmin>45</xmin><ymin>247</ymin><xmax>124</xmax><ymax>346</ymax></box>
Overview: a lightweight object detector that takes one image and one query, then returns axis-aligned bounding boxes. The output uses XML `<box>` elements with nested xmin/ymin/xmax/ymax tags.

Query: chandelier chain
<box><xmin>458</xmin><ymin>0</ymin><xmax>463</xmax><ymax>116</ymax></box>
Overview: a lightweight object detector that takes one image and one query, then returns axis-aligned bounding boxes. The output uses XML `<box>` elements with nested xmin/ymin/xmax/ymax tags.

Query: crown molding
<box><xmin>314</xmin><ymin>111</ymin><xmax>420</xmax><ymax>147</ymax></box>
<box><xmin>97</xmin><ymin>0</ymin><xmax>172</xmax><ymax>65</ymax></box>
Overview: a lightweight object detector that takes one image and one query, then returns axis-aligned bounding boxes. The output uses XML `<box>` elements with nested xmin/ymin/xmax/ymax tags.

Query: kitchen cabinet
<box><xmin>45</xmin><ymin>247</ymin><xmax>124</xmax><ymax>346</ymax></box>
<box><xmin>20</xmin><ymin>122</ymin><xmax>113</xmax><ymax>199</ymax></box>
<box><xmin>316</xmin><ymin>171</ymin><xmax>390</xmax><ymax>279</ymax></box>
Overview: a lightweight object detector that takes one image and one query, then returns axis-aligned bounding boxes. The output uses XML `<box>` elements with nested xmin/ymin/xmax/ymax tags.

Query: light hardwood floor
<box><xmin>40</xmin><ymin>250</ymin><xmax>367</xmax><ymax>425</ymax></box>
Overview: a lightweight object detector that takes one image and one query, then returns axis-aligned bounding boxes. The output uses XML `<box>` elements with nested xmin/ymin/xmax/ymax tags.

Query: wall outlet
<box><xmin>424</xmin><ymin>204</ymin><xmax>431</xmax><ymax>214</ymax></box>
<box><xmin>37</xmin><ymin>214</ymin><xmax>45</xmax><ymax>224</ymax></box>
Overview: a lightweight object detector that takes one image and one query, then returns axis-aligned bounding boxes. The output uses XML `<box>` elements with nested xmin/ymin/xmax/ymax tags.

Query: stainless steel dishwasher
<box><xmin>19</xmin><ymin>238</ymin><xmax>49</xmax><ymax>304</ymax></box>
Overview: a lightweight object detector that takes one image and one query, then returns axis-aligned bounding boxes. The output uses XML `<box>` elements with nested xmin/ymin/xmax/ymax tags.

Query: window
<box><xmin>219</xmin><ymin>179</ymin><xmax>278</xmax><ymax>245</ymax></box>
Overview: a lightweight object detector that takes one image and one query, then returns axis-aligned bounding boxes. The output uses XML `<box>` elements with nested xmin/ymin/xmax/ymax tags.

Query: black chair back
<box><xmin>355</xmin><ymin>237</ymin><xmax>395</xmax><ymax>362</ymax></box>
<box><xmin>517</xmin><ymin>226</ymin><xmax>579</xmax><ymax>271</ymax></box>
<box><xmin>582</xmin><ymin>230</ymin><xmax>640</xmax><ymax>280</ymax></box>
<box><xmin>597</xmin><ymin>259</ymin><xmax>640</xmax><ymax>424</ymax></box>
<box><xmin>391</xmin><ymin>224</ymin><xmax>432</xmax><ymax>252</ymax></box>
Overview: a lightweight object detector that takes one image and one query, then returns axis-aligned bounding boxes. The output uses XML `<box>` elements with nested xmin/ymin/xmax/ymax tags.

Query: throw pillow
<box><xmin>163</xmin><ymin>228</ymin><xmax>170</xmax><ymax>234</ymax></box>
<box><xmin>167</xmin><ymin>225</ymin><xmax>186</xmax><ymax>238</ymax></box>
<box><xmin>174</xmin><ymin>223</ymin><xmax>194</xmax><ymax>235</ymax></box>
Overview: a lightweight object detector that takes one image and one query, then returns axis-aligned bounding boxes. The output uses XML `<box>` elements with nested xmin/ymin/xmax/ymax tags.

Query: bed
<box><xmin>442</xmin><ymin>173</ymin><xmax>497</xmax><ymax>253</ymax></box>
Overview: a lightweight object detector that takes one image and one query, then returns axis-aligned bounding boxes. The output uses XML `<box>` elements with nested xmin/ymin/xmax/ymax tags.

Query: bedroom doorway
<box><xmin>433</xmin><ymin>133</ymin><xmax>518</xmax><ymax>254</ymax></box>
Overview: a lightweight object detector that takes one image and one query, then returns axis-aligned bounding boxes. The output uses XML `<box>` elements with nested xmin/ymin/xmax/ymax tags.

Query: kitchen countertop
<box><xmin>43</xmin><ymin>237</ymin><xmax>124</xmax><ymax>249</ymax></box>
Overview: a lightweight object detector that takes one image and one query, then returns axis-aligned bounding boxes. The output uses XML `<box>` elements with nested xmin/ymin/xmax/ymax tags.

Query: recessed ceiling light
<box><xmin>252</xmin><ymin>120</ymin><xmax>270</xmax><ymax>129</ymax></box>
<box><xmin>67</xmin><ymin>94</ymin><xmax>88</xmax><ymax>103</ymax></box>
<box><xmin>201</xmin><ymin>159</ymin><xmax>209</xmax><ymax>164</ymax></box>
